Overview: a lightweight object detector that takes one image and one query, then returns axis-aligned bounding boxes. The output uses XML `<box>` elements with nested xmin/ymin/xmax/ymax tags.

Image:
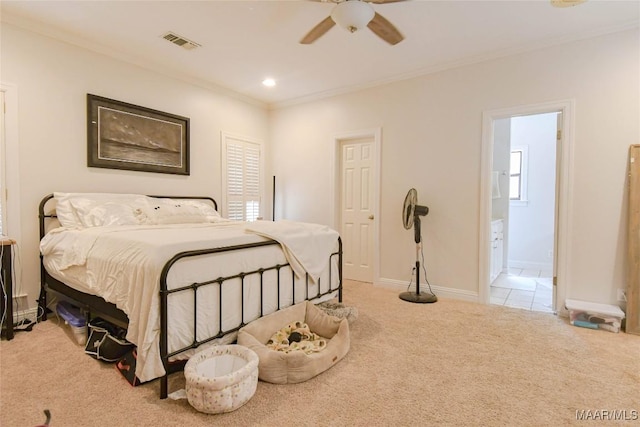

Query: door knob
<box><xmin>368</xmin><ymin>214</ymin><xmax>374</xmax><ymax>220</ymax></box>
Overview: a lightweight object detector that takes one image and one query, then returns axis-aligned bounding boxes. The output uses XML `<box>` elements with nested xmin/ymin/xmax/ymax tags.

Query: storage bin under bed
<box><xmin>56</xmin><ymin>300</ymin><xmax>87</xmax><ymax>345</ymax></box>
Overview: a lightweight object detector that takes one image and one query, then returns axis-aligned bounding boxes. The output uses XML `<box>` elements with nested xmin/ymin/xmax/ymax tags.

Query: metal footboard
<box><xmin>158</xmin><ymin>238</ymin><xmax>342</xmax><ymax>399</ymax></box>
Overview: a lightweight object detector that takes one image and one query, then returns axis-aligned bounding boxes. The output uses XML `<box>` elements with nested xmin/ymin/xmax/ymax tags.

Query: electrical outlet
<box><xmin>617</xmin><ymin>288</ymin><xmax>626</xmax><ymax>302</ymax></box>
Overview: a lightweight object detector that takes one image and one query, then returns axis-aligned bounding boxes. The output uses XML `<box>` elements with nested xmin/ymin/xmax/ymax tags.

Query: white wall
<box><xmin>270</xmin><ymin>28</ymin><xmax>639</xmax><ymax>305</ymax></box>
<box><xmin>1</xmin><ymin>24</ymin><xmax>269</xmax><ymax>312</ymax></box>
<box><xmin>508</xmin><ymin>113</ymin><xmax>557</xmax><ymax>271</ymax></box>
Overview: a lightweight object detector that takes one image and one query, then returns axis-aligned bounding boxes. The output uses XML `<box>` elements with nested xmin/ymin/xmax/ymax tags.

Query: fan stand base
<box><xmin>399</xmin><ymin>291</ymin><xmax>438</xmax><ymax>304</ymax></box>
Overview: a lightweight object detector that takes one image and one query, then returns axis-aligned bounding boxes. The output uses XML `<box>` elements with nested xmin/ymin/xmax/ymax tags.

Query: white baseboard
<box><xmin>375</xmin><ymin>278</ymin><xmax>479</xmax><ymax>303</ymax></box>
<box><xmin>13</xmin><ymin>307</ymin><xmax>39</xmax><ymax>324</ymax></box>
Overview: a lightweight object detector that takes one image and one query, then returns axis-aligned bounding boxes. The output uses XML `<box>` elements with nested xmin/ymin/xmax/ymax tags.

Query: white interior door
<box><xmin>340</xmin><ymin>138</ymin><xmax>375</xmax><ymax>282</ymax></box>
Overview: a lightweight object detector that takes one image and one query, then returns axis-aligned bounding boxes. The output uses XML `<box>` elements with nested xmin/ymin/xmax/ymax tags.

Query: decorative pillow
<box><xmin>53</xmin><ymin>192</ymin><xmax>83</xmax><ymax>228</ymax></box>
<box><xmin>54</xmin><ymin>193</ymin><xmax>149</xmax><ymax>228</ymax></box>
<box><xmin>143</xmin><ymin>198</ymin><xmax>221</xmax><ymax>224</ymax></box>
<box><xmin>74</xmin><ymin>201</ymin><xmax>147</xmax><ymax>227</ymax></box>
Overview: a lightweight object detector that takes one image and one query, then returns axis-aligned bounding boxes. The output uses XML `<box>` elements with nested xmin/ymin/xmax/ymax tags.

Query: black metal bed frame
<box><xmin>38</xmin><ymin>194</ymin><xmax>343</xmax><ymax>399</ymax></box>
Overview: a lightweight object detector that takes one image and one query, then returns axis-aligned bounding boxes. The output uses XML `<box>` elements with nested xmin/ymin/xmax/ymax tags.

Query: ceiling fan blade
<box><xmin>367</xmin><ymin>12</ymin><xmax>404</xmax><ymax>45</ymax></box>
<box><xmin>300</xmin><ymin>16</ymin><xmax>336</xmax><ymax>44</ymax></box>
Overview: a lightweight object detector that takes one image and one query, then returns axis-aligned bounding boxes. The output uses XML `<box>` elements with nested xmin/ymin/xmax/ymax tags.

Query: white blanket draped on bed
<box><xmin>244</xmin><ymin>220</ymin><xmax>339</xmax><ymax>283</ymax></box>
<box><xmin>40</xmin><ymin>220</ymin><xmax>339</xmax><ymax>383</ymax></box>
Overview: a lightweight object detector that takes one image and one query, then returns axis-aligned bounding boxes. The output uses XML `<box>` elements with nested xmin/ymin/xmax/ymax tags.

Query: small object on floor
<box><xmin>317</xmin><ymin>301</ymin><xmax>358</xmax><ymax>324</ymax></box>
<box><xmin>167</xmin><ymin>389</ymin><xmax>187</xmax><ymax>400</ymax></box>
<box><xmin>85</xmin><ymin>317</ymin><xmax>134</xmax><ymax>362</ymax></box>
<box><xmin>35</xmin><ymin>409</ymin><xmax>51</xmax><ymax>427</ymax></box>
<box><xmin>14</xmin><ymin>318</ymin><xmax>36</xmax><ymax>333</ymax></box>
<box><xmin>116</xmin><ymin>348</ymin><xmax>145</xmax><ymax>387</ymax></box>
<box><xmin>573</xmin><ymin>320</ymin><xmax>598</xmax><ymax>330</ymax></box>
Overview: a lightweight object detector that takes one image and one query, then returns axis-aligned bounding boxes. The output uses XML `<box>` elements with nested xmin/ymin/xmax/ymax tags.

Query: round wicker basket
<box><xmin>184</xmin><ymin>345</ymin><xmax>259</xmax><ymax>414</ymax></box>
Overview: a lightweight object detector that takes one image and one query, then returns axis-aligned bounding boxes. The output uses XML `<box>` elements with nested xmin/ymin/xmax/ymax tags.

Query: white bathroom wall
<box><xmin>508</xmin><ymin>113</ymin><xmax>558</xmax><ymax>271</ymax></box>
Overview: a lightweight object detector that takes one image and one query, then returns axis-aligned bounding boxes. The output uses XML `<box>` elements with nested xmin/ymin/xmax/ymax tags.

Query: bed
<box><xmin>37</xmin><ymin>193</ymin><xmax>342</xmax><ymax>399</ymax></box>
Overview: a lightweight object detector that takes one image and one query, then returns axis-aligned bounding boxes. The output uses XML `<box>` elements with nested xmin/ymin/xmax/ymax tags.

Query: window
<box><xmin>222</xmin><ymin>133</ymin><xmax>263</xmax><ymax>221</ymax></box>
<box><xmin>509</xmin><ymin>146</ymin><xmax>528</xmax><ymax>204</ymax></box>
<box><xmin>509</xmin><ymin>150</ymin><xmax>522</xmax><ymax>200</ymax></box>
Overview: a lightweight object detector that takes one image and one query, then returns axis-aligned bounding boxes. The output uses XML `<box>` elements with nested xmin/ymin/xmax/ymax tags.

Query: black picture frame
<box><xmin>87</xmin><ymin>94</ymin><xmax>190</xmax><ymax>175</ymax></box>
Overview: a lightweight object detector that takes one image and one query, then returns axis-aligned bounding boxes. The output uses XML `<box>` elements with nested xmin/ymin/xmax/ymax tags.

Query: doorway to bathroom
<box><xmin>480</xmin><ymin>100</ymin><xmax>574</xmax><ymax>314</ymax></box>
<box><xmin>491</xmin><ymin>112</ymin><xmax>559</xmax><ymax>312</ymax></box>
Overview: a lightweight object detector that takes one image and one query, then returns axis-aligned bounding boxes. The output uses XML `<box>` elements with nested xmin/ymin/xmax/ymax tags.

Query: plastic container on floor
<box><xmin>565</xmin><ymin>299</ymin><xmax>625</xmax><ymax>333</ymax></box>
<box><xmin>56</xmin><ymin>300</ymin><xmax>87</xmax><ymax>345</ymax></box>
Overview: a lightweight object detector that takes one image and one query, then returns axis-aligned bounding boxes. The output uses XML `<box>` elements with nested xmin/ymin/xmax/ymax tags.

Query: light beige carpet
<box><xmin>1</xmin><ymin>280</ymin><xmax>638</xmax><ymax>426</ymax></box>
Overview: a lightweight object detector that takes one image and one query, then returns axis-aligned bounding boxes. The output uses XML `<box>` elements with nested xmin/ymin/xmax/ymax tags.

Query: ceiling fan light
<box><xmin>331</xmin><ymin>1</ymin><xmax>375</xmax><ymax>33</ymax></box>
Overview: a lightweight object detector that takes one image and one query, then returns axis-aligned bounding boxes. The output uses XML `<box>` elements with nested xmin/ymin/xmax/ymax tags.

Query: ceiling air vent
<box><xmin>162</xmin><ymin>32</ymin><xmax>201</xmax><ymax>50</ymax></box>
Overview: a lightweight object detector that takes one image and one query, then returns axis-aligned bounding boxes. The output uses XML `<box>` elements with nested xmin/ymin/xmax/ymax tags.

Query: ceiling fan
<box><xmin>300</xmin><ymin>0</ymin><xmax>406</xmax><ymax>46</ymax></box>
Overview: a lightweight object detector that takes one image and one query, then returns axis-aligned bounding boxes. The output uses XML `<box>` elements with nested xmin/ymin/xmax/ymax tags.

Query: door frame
<box><xmin>0</xmin><ymin>82</ymin><xmax>22</xmax><ymax>303</ymax></box>
<box><xmin>479</xmin><ymin>100</ymin><xmax>575</xmax><ymax>313</ymax></box>
<box><xmin>0</xmin><ymin>83</ymin><xmax>21</xmax><ymax>244</ymax></box>
<box><xmin>331</xmin><ymin>128</ymin><xmax>381</xmax><ymax>284</ymax></box>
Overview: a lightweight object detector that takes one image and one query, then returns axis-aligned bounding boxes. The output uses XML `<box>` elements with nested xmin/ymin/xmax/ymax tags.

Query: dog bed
<box><xmin>184</xmin><ymin>344</ymin><xmax>259</xmax><ymax>414</ymax></box>
<box><xmin>237</xmin><ymin>301</ymin><xmax>350</xmax><ymax>384</ymax></box>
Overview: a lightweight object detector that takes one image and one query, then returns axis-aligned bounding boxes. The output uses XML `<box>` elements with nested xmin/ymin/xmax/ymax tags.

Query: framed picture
<box><xmin>87</xmin><ymin>94</ymin><xmax>190</xmax><ymax>175</ymax></box>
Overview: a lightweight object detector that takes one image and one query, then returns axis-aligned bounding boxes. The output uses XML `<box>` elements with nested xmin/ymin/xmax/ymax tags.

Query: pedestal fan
<box><xmin>399</xmin><ymin>188</ymin><xmax>437</xmax><ymax>303</ymax></box>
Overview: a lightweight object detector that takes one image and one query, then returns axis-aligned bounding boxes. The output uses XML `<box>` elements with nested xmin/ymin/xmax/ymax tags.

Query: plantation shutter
<box><xmin>223</xmin><ymin>134</ymin><xmax>262</xmax><ymax>221</ymax></box>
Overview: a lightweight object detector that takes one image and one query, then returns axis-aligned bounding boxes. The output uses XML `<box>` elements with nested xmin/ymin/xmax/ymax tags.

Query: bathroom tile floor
<box><xmin>490</xmin><ymin>268</ymin><xmax>554</xmax><ymax>313</ymax></box>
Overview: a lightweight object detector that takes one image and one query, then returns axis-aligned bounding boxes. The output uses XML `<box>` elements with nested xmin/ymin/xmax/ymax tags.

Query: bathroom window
<box><xmin>509</xmin><ymin>146</ymin><xmax>528</xmax><ymax>205</ymax></box>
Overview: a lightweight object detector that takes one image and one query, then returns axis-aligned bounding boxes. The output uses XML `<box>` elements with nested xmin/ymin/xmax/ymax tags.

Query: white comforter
<box><xmin>245</xmin><ymin>220</ymin><xmax>339</xmax><ymax>283</ymax></box>
<box><xmin>40</xmin><ymin>220</ymin><xmax>339</xmax><ymax>382</ymax></box>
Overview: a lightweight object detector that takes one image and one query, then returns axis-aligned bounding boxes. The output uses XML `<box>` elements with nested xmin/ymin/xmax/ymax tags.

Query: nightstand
<box><xmin>1</xmin><ymin>237</ymin><xmax>16</xmax><ymax>340</ymax></box>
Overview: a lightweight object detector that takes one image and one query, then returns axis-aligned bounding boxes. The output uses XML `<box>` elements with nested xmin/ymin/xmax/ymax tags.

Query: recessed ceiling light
<box><xmin>262</xmin><ymin>78</ymin><xmax>276</xmax><ymax>87</ymax></box>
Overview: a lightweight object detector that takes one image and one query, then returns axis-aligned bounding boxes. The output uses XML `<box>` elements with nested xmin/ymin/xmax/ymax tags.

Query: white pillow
<box><xmin>54</xmin><ymin>192</ymin><xmax>148</xmax><ymax>228</ymax></box>
<box><xmin>53</xmin><ymin>192</ymin><xmax>83</xmax><ymax>228</ymax></box>
<box><xmin>144</xmin><ymin>198</ymin><xmax>221</xmax><ymax>224</ymax></box>
<box><xmin>74</xmin><ymin>200</ymin><xmax>149</xmax><ymax>227</ymax></box>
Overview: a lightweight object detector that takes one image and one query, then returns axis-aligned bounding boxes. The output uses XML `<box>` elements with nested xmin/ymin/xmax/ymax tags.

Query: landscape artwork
<box><xmin>87</xmin><ymin>94</ymin><xmax>190</xmax><ymax>175</ymax></box>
